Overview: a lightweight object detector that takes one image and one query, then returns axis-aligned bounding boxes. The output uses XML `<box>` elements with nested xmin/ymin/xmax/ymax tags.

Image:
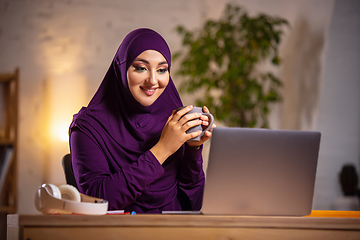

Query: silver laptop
<box><xmin>200</xmin><ymin>127</ymin><xmax>321</xmax><ymax>216</ymax></box>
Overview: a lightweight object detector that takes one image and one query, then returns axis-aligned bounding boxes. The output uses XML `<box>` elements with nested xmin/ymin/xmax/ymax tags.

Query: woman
<box><xmin>69</xmin><ymin>28</ymin><xmax>215</xmax><ymax>213</ymax></box>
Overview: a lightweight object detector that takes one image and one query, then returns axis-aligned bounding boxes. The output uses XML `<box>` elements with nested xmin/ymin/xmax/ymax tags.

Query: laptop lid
<box><xmin>201</xmin><ymin>127</ymin><xmax>321</xmax><ymax>216</ymax></box>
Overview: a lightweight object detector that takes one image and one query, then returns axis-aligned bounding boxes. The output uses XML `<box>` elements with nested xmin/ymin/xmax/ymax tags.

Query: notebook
<box><xmin>200</xmin><ymin>127</ymin><xmax>321</xmax><ymax>216</ymax></box>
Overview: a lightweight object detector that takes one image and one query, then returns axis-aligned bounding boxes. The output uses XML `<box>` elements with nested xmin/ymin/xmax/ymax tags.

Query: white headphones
<box><xmin>35</xmin><ymin>183</ymin><xmax>108</xmax><ymax>215</ymax></box>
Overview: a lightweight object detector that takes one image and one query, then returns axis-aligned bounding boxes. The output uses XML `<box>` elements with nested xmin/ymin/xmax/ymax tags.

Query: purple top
<box><xmin>69</xmin><ymin>28</ymin><xmax>205</xmax><ymax>213</ymax></box>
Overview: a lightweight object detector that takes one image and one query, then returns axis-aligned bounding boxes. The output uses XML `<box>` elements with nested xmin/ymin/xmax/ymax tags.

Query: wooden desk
<box><xmin>7</xmin><ymin>211</ymin><xmax>360</xmax><ymax>240</ymax></box>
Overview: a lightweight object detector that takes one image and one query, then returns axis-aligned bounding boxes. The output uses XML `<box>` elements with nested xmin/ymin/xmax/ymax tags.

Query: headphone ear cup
<box><xmin>35</xmin><ymin>183</ymin><xmax>61</xmax><ymax>214</ymax></box>
<box><xmin>58</xmin><ymin>184</ymin><xmax>81</xmax><ymax>202</ymax></box>
<box><xmin>45</xmin><ymin>183</ymin><xmax>61</xmax><ymax>199</ymax></box>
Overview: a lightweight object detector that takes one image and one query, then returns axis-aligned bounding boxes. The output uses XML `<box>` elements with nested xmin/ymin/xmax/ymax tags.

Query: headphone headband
<box><xmin>35</xmin><ymin>184</ymin><xmax>108</xmax><ymax>215</ymax></box>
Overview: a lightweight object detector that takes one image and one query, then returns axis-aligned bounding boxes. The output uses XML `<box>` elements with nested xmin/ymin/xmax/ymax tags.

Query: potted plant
<box><xmin>174</xmin><ymin>4</ymin><xmax>289</xmax><ymax>128</ymax></box>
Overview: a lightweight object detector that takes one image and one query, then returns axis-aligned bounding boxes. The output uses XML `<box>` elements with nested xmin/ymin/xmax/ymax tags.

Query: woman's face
<box><xmin>127</xmin><ymin>50</ymin><xmax>170</xmax><ymax>106</ymax></box>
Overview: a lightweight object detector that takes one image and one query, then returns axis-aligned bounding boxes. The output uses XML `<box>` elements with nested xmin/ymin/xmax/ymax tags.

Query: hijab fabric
<box><xmin>70</xmin><ymin>28</ymin><xmax>183</xmax><ymax>170</ymax></box>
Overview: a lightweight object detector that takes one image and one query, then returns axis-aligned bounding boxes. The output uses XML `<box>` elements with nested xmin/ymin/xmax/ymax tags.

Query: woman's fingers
<box><xmin>181</xmin><ymin>118</ymin><xmax>202</xmax><ymax>133</ymax></box>
<box><xmin>172</xmin><ymin>105</ymin><xmax>192</xmax><ymax>122</ymax></box>
<box><xmin>164</xmin><ymin>105</ymin><xmax>215</xmax><ymax>148</ymax></box>
<box><xmin>202</xmin><ymin>106</ymin><xmax>209</xmax><ymax>113</ymax></box>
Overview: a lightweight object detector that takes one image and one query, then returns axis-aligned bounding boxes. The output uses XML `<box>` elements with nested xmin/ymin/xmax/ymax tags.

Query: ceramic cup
<box><xmin>176</xmin><ymin>106</ymin><xmax>214</xmax><ymax>142</ymax></box>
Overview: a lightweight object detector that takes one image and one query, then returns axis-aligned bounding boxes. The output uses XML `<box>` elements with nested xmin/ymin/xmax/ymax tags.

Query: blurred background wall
<box><xmin>0</xmin><ymin>0</ymin><xmax>358</xmax><ymax>214</ymax></box>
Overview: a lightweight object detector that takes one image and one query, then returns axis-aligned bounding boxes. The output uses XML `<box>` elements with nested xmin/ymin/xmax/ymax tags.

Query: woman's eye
<box><xmin>157</xmin><ymin>68</ymin><xmax>168</xmax><ymax>74</ymax></box>
<box><xmin>134</xmin><ymin>66</ymin><xmax>147</xmax><ymax>72</ymax></box>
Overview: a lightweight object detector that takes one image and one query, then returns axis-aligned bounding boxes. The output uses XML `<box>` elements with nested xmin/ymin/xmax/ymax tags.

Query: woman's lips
<box><xmin>141</xmin><ymin>87</ymin><xmax>157</xmax><ymax>96</ymax></box>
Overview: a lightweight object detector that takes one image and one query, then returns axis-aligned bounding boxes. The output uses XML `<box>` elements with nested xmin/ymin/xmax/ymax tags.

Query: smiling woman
<box><xmin>127</xmin><ymin>50</ymin><xmax>170</xmax><ymax>106</ymax></box>
<box><xmin>69</xmin><ymin>28</ymin><xmax>215</xmax><ymax>213</ymax></box>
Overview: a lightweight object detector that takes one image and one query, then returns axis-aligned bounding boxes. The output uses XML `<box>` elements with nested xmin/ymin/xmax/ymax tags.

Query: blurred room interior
<box><xmin>0</xmin><ymin>0</ymin><xmax>359</xmax><ymax>223</ymax></box>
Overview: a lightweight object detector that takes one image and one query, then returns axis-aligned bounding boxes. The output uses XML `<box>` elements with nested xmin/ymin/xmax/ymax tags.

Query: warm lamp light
<box><xmin>51</xmin><ymin>120</ymin><xmax>70</xmax><ymax>142</ymax></box>
<box><xmin>48</xmin><ymin>73</ymin><xmax>86</xmax><ymax>143</ymax></box>
<box><xmin>45</xmin><ymin>72</ymin><xmax>87</xmax><ymax>185</ymax></box>
<box><xmin>59</xmin><ymin>130</ymin><xmax>69</xmax><ymax>142</ymax></box>
<box><xmin>40</xmin><ymin>35</ymin><xmax>89</xmax><ymax>184</ymax></box>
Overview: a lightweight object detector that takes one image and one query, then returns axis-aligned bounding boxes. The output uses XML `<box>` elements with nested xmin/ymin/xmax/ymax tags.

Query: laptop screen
<box><xmin>201</xmin><ymin>127</ymin><xmax>321</xmax><ymax>216</ymax></box>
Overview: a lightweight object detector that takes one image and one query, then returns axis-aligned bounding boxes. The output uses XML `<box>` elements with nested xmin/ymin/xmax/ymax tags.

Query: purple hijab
<box><xmin>70</xmin><ymin>28</ymin><xmax>182</xmax><ymax>167</ymax></box>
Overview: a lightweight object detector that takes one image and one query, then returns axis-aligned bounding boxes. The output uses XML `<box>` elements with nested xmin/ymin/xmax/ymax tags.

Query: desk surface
<box><xmin>7</xmin><ymin>210</ymin><xmax>360</xmax><ymax>229</ymax></box>
<box><xmin>7</xmin><ymin>211</ymin><xmax>360</xmax><ymax>240</ymax></box>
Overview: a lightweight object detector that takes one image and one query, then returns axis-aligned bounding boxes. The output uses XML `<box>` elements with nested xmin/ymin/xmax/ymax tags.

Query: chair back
<box><xmin>62</xmin><ymin>154</ymin><xmax>78</xmax><ymax>190</ymax></box>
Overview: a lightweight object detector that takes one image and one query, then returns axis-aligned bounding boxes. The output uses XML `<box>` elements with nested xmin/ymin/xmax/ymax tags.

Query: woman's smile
<box><xmin>141</xmin><ymin>86</ymin><xmax>157</xmax><ymax>96</ymax></box>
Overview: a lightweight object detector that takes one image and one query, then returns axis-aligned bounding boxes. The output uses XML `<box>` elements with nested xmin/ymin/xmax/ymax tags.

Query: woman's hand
<box><xmin>186</xmin><ymin>106</ymin><xmax>216</xmax><ymax>149</ymax></box>
<box><xmin>150</xmin><ymin>105</ymin><xmax>214</xmax><ymax>164</ymax></box>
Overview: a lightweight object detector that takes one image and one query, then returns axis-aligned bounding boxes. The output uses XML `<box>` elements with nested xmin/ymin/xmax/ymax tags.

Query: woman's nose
<box><xmin>147</xmin><ymin>70</ymin><xmax>157</xmax><ymax>85</ymax></box>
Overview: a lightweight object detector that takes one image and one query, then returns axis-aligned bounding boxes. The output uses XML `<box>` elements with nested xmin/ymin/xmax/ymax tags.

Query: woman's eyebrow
<box><xmin>134</xmin><ymin>58</ymin><xmax>149</xmax><ymax>64</ymax></box>
<box><xmin>134</xmin><ymin>58</ymin><xmax>168</xmax><ymax>65</ymax></box>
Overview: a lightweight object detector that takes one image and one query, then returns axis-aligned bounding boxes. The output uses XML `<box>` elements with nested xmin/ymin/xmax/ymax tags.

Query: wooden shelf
<box><xmin>0</xmin><ymin>73</ymin><xmax>17</xmax><ymax>83</ymax></box>
<box><xmin>0</xmin><ymin>68</ymin><xmax>18</xmax><ymax>214</ymax></box>
<box><xmin>0</xmin><ymin>206</ymin><xmax>15</xmax><ymax>213</ymax></box>
<box><xmin>0</xmin><ymin>139</ymin><xmax>15</xmax><ymax>145</ymax></box>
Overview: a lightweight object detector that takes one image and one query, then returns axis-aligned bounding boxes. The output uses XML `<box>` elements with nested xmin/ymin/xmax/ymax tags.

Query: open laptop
<box><xmin>163</xmin><ymin>127</ymin><xmax>320</xmax><ymax>216</ymax></box>
<box><xmin>200</xmin><ymin>127</ymin><xmax>321</xmax><ymax>216</ymax></box>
